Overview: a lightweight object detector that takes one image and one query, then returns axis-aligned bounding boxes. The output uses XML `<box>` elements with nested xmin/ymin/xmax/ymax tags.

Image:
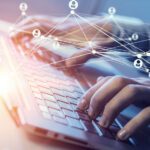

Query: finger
<box><xmin>99</xmin><ymin>84</ymin><xmax>141</xmax><ymax>128</ymax></box>
<box><xmin>88</xmin><ymin>76</ymin><xmax>136</xmax><ymax>119</ymax></box>
<box><xmin>11</xmin><ymin>22</ymin><xmax>47</xmax><ymax>42</ymax></box>
<box><xmin>117</xmin><ymin>106</ymin><xmax>150</xmax><ymax>141</ymax></box>
<box><xmin>65</xmin><ymin>49</ymin><xmax>95</xmax><ymax>68</ymax></box>
<box><xmin>97</xmin><ymin>76</ymin><xmax>112</xmax><ymax>82</ymax></box>
<box><xmin>77</xmin><ymin>76</ymin><xmax>111</xmax><ymax>110</ymax></box>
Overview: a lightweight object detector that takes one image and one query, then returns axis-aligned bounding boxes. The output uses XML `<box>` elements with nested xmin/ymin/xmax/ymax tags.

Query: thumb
<box><xmin>65</xmin><ymin>49</ymin><xmax>94</xmax><ymax>68</ymax></box>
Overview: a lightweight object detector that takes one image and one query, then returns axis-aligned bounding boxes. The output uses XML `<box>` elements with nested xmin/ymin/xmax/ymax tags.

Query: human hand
<box><xmin>77</xmin><ymin>76</ymin><xmax>150</xmax><ymax>140</ymax></box>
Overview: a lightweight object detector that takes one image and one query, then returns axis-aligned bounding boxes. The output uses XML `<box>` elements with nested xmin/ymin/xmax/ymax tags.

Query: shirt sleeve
<box><xmin>110</xmin><ymin>22</ymin><xmax>150</xmax><ymax>75</ymax></box>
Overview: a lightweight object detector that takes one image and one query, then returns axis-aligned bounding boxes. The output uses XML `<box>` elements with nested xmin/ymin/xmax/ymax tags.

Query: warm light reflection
<box><xmin>0</xmin><ymin>72</ymin><xmax>13</xmax><ymax>95</ymax></box>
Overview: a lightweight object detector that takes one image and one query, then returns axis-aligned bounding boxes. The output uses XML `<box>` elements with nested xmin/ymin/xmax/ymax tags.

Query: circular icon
<box><xmin>69</xmin><ymin>0</ymin><xmax>78</xmax><ymax>10</ymax></box>
<box><xmin>19</xmin><ymin>3</ymin><xmax>28</xmax><ymax>12</ymax></box>
<box><xmin>32</xmin><ymin>29</ymin><xmax>41</xmax><ymax>38</ymax></box>
<box><xmin>134</xmin><ymin>59</ymin><xmax>143</xmax><ymax>69</ymax></box>
<box><xmin>108</xmin><ymin>7</ymin><xmax>116</xmax><ymax>15</ymax></box>
<box><xmin>132</xmin><ymin>33</ymin><xmax>139</xmax><ymax>41</ymax></box>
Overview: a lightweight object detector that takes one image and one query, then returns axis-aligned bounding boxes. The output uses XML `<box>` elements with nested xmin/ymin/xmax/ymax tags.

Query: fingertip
<box><xmin>99</xmin><ymin>115</ymin><xmax>109</xmax><ymax>128</ymax></box>
<box><xmin>77</xmin><ymin>99</ymin><xmax>88</xmax><ymax>110</ymax></box>
<box><xmin>117</xmin><ymin>129</ymin><xmax>129</xmax><ymax>141</ymax></box>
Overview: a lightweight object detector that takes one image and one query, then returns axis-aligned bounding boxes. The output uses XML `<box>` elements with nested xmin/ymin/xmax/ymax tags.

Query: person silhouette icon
<box><xmin>69</xmin><ymin>0</ymin><xmax>78</xmax><ymax>10</ymax></box>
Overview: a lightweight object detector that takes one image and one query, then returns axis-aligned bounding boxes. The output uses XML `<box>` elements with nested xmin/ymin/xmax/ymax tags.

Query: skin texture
<box><xmin>11</xmin><ymin>15</ymin><xmax>150</xmax><ymax>141</ymax></box>
<box><xmin>77</xmin><ymin>76</ymin><xmax>150</xmax><ymax>140</ymax></box>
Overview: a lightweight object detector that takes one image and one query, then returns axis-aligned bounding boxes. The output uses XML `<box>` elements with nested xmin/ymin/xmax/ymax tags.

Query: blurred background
<box><xmin>0</xmin><ymin>0</ymin><xmax>150</xmax><ymax>23</ymax></box>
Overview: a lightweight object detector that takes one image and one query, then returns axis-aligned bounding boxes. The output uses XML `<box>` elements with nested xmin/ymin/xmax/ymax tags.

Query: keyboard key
<box><xmin>36</xmin><ymin>81</ymin><xmax>50</xmax><ymax>88</ymax></box>
<box><xmin>46</xmin><ymin>101</ymin><xmax>60</xmax><ymax>110</ymax></box>
<box><xmin>49</xmin><ymin>108</ymin><xmax>65</xmax><ymax>118</ymax></box>
<box><xmin>58</xmin><ymin>101</ymin><xmax>73</xmax><ymax>111</ymax></box>
<box><xmin>43</xmin><ymin>93</ymin><xmax>56</xmax><ymax>102</ymax></box>
<box><xmin>67</xmin><ymin>117</ymin><xmax>83</xmax><ymax>130</ymax></box>
<box><xmin>77</xmin><ymin>112</ymin><xmax>91</xmax><ymax>121</ymax></box>
<box><xmin>82</xmin><ymin>120</ymin><xmax>98</xmax><ymax>134</ymax></box>
<box><xmin>55</xmin><ymin>95</ymin><xmax>68</xmax><ymax>103</ymax></box>
<box><xmin>53</xmin><ymin>116</ymin><xmax>68</xmax><ymax>125</ymax></box>
<box><xmin>98</xmin><ymin>125</ymin><xmax>113</xmax><ymax>138</ymax></box>
<box><xmin>109</xmin><ymin>125</ymin><xmax>120</xmax><ymax>137</ymax></box>
<box><xmin>51</xmin><ymin>88</ymin><xmax>64</xmax><ymax>96</ymax></box>
<box><xmin>62</xmin><ymin>109</ymin><xmax>79</xmax><ymax>119</ymax></box>
<box><xmin>64</xmin><ymin>91</ymin><xmax>77</xmax><ymax>99</ymax></box>
<box><xmin>33</xmin><ymin>92</ymin><xmax>42</xmax><ymax>99</ymax></box>
<box><xmin>67</xmin><ymin>97</ymin><xmax>78</xmax><ymax>105</ymax></box>
<box><xmin>40</xmin><ymin>87</ymin><xmax>53</xmax><ymax>95</ymax></box>
<box><xmin>39</xmin><ymin>105</ymin><xmax>48</xmax><ymax>112</ymax></box>
<box><xmin>31</xmin><ymin>86</ymin><xmax>39</xmax><ymax>93</ymax></box>
<box><xmin>37</xmin><ymin>99</ymin><xmax>45</xmax><ymax>105</ymax></box>
<box><xmin>75</xmin><ymin>92</ymin><xmax>83</xmax><ymax>98</ymax></box>
<box><xmin>42</xmin><ymin>112</ymin><xmax>51</xmax><ymax>119</ymax></box>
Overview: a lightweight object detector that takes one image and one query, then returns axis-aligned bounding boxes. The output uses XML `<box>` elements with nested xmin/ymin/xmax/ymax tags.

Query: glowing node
<box><xmin>9</xmin><ymin>32</ymin><xmax>15</xmax><ymax>37</ymax></box>
<box><xmin>128</xmin><ymin>37</ymin><xmax>132</xmax><ymax>41</ymax></box>
<box><xmin>40</xmin><ymin>35</ymin><xmax>45</xmax><ymax>40</ymax></box>
<box><xmin>9</xmin><ymin>26</ymin><xmax>14</xmax><ymax>32</ymax></box>
<box><xmin>70</xmin><ymin>10</ymin><xmax>75</xmax><ymax>14</ymax></box>
<box><xmin>146</xmin><ymin>69</ymin><xmax>149</xmax><ymax>73</ymax></box>
<box><xmin>137</xmin><ymin>54</ymin><xmax>142</xmax><ymax>59</ymax></box>
<box><xmin>32</xmin><ymin>29</ymin><xmax>41</xmax><ymax>38</ymax></box>
<box><xmin>48</xmin><ymin>34</ymin><xmax>52</xmax><ymax>38</ymax></box>
<box><xmin>132</xmin><ymin>33</ymin><xmax>139</xmax><ymax>41</ymax></box>
<box><xmin>108</xmin><ymin>7</ymin><xmax>116</xmax><ymax>16</ymax></box>
<box><xmin>19</xmin><ymin>3</ymin><xmax>28</xmax><ymax>12</ymax></box>
<box><xmin>69</xmin><ymin>0</ymin><xmax>78</xmax><ymax>10</ymax></box>
<box><xmin>134</xmin><ymin>59</ymin><xmax>143</xmax><ymax>69</ymax></box>
<box><xmin>21</xmin><ymin>11</ymin><xmax>26</xmax><ymax>16</ymax></box>
<box><xmin>92</xmin><ymin>50</ymin><xmax>97</xmax><ymax>55</ymax></box>
<box><xmin>54</xmin><ymin>37</ymin><xmax>58</xmax><ymax>41</ymax></box>
<box><xmin>146</xmin><ymin>52</ymin><xmax>150</xmax><ymax>56</ymax></box>
<box><xmin>53</xmin><ymin>42</ymin><xmax>60</xmax><ymax>49</ymax></box>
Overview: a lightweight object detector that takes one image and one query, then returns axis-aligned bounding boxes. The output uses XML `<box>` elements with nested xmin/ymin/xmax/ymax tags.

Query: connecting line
<box><xmin>73</xmin><ymin>14</ymin><xmax>90</xmax><ymax>45</ymax></box>
<box><xmin>101</xmin><ymin>37</ymin><xmax>150</xmax><ymax>52</ymax></box>
<box><xmin>94</xmin><ymin>18</ymin><xmax>146</xmax><ymax>54</ymax></box>
<box><xmin>11</xmin><ymin>29</ymin><xmax>32</xmax><ymax>34</ymax></box>
<box><xmin>12</xmin><ymin>15</ymin><xmax>24</xmax><ymax>26</ymax></box>
<box><xmin>10</xmin><ymin>14</ymin><xmax>72</xmax><ymax>73</ymax></box>
<box><xmin>96</xmin><ymin>52</ymin><xmax>133</xmax><ymax>67</ymax></box>
<box><xmin>97</xmin><ymin>52</ymin><xmax>147</xmax><ymax>73</ymax></box>
<box><xmin>75</xmin><ymin>13</ymin><xmax>147</xmax><ymax>55</ymax></box>
<box><xmin>25</xmin><ymin>14</ymin><xmax>48</xmax><ymax>33</ymax></box>
<box><xmin>44</xmin><ymin>13</ymin><xmax>71</xmax><ymax>37</ymax></box>
<box><xmin>111</xmin><ymin>16</ymin><xmax>126</xmax><ymax>39</ymax></box>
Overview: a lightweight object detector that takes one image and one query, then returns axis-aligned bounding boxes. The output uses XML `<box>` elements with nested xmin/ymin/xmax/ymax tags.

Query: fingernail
<box><xmin>117</xmin><ymin>130</ymin><xmax>128</xmax><ymax>140</ymax></box>
<box><xmin>99</xmin><ymin>116</ymin><xmax>109</xmax><ymax>128</ymax></box>
<box><xmin>77</xmin><ymin>99</ymin><xmax>87</xmax><ymax>110</ymax></box>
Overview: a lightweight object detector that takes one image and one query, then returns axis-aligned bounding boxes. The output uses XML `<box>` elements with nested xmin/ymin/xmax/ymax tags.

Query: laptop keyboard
<box><xmin>21</xmin><ymin>57</ymin><xmax>122</xmax><ymax>139</ymax></box>
<box><xmin>6</xmin><ymin>37</ymin><xmax>135</xmax><ymax>145</ymax></box>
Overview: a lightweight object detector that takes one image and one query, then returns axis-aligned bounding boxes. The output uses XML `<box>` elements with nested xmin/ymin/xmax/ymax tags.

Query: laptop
<box><xmin>0</xmin><ymin>22</ymin><xmax>148</xmax><ymax>150</ymax></box>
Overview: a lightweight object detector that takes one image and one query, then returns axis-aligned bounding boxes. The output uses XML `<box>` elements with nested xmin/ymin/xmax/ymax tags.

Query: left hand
<box><xmin>77</xmin><ymin>76</ymin><xmax>150</xmax><ymax>140</ymax></box>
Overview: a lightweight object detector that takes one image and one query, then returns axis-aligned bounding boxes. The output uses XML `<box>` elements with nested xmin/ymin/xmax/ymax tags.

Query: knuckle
<box><xmin>103</xmin><ymin>103</ymin><xmax>115</xmax><ymax>116</ymax></box>
<box><xmin>125</xmin><ymin>84</ymin><xmax>139</xmax><ymax>96</ymax></box>
<box><xmin>112</xmin><ymin>76</ymin><xmax>127</xmax><ymax>85</ymax></box>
